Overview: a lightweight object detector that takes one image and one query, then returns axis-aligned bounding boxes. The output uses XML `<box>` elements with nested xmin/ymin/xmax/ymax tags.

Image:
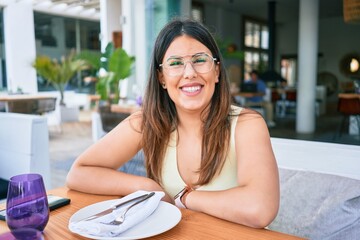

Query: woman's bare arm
<box><xmin>184</xmin><ymin>111</ymin><xmax>279</xmax><ymax>228</ymax></box>
<box><xmin>66</xmin><ymin>112</ymin><xmax>172</xmax><ymax>202</ymax></box>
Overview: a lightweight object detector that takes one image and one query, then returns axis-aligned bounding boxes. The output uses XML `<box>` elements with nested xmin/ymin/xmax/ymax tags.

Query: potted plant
<box><xmin>32</xmin><ymin>50</ymin><xmax>88</xmax><ymax>106</ymax></box>
<box><xmin>76</xmin><ymin>42</ymin><xmax>135</xmax><ymax>105</ymax></box>
<box><xmin>77</xmin><ymin>43</ymin><xmax>135</xmax><ymax>132</ymax></box>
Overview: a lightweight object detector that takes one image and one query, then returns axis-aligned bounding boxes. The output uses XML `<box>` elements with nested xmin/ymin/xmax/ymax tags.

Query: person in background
<box><xmin>244</xmin><ymin>70</ymin><xmax>276</xmax><ymax>127</ymax></box>
<box><xmin>66</xmin><ymin>18</ymin><xmax>279</xmax><ymax>228</ymax></box>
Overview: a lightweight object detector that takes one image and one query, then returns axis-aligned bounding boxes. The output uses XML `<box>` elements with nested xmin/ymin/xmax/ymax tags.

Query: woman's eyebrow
<box><xmin>167</xmin><ymin>52</ymin><xmax>207</xmax><ymax>59</ymax></box>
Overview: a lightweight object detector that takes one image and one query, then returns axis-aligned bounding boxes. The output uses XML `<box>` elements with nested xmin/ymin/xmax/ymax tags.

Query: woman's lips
<box><xmin>181</xmin><ymin>85</ymin><xmax>202</xmax><ymax>93</ymax></box>
<box><xmin>180</xmin><ymin>84</ymin><xmax>204</xmax><ymax>96</ymax></box>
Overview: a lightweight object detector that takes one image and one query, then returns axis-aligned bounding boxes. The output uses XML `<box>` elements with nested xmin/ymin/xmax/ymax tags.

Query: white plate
<box><xmin>69</xmin><ymin>199</ymin><xmax>181</xmax><ymax>239</ymax></box>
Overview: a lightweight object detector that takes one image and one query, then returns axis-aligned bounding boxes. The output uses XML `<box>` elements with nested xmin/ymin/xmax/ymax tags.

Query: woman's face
<box><xmin>158</xmin><ymin>35</ymin><xmax>220</xmax><ymax>113</ymax></box>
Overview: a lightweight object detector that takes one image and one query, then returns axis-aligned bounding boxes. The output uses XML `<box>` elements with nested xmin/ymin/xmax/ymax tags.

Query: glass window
<box><xmin>192</xmin><ymin>2</ymin><xmax>204</xmax><ymax>23</ymax></box>
<box><xmin>34</xmin><ymin>12</ymin><xmax>100</xmax><ymax>93</ymax></box>
<box><xmin>261</xmin><ymin>26</ymin><xmax>269</xmax><ymax>49</ymax></box>
<box><xmin>281</xmin><ymin>56</ymin><xmax>297</xmax><ymax>87</ymax></box>
<box><xmin>65</xmin><ymin>18</ymin><xmax>76</xmax><ymax>49</ymax></box>
<box><xmin>244</xmin><ymin>22</ymin><xmax>253</xmax><ymax>47</ymax></box>
<box><xmin>242</xmin><ymin>17</ymin><xmax>269</xmax><ymax>80</ymax></box>
<box><xmin>79</xmin><ymin>19</ymin><xmax>100</xmax><ymax>51</ymax></box>
<box><xmin>34</xmin><ymin>13</ymin><xmax>58</xmax><ymax>47</ymax></box>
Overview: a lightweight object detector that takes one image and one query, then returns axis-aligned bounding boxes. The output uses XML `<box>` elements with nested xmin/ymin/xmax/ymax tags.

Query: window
<box><xmin>280</xmin><ymin>55</ymin><xmax>297</xmax><ymax>87</ymax></box>
<box><xmin>192</xmin><ymin>2</ymin><xmax>204</xmax><ymax>23</ymax></box>
<box><xmin>79</xmin><ymin>20</ymin><xmax>101</xmax><ymax>50</ymax></box>
<box><xmin>34</xmin><ymin>12</ymin><xmax>100</xmax><ymax>93</ymax></box>
<box><xmin>242</xmin><ymin>17</ymin><xmax>268</xmax><ymax>80</ymax></box>
<box><xmin>34</xmin><ymin>13</ymin><xmax>58</xmax><ymax>47</ymax></box>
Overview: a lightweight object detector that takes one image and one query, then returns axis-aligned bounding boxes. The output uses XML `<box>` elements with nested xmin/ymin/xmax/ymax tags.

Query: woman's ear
<box><xmin>157</xmin><ymin>71</ymin><xmax>167</xmax><ymax>89</ymax></box>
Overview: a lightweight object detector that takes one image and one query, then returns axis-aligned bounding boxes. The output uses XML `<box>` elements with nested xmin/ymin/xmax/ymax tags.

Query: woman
<box><xmin>67</xmin><ymin>18</ymin><xmax>279</xmax><ymax>228</ymax></box>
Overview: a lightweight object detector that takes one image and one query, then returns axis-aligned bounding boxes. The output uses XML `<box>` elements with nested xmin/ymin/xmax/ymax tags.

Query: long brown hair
<box><xmin>141</xmin><ymin>18</ymin><xmax>232</xmax><ymax>186</ymax></box>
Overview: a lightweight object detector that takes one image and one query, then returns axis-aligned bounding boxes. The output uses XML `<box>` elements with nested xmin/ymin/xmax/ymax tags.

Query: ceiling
<box><xmin>32</xmin><ymin>0</ymin><xmax>100</xmax><ymax>20</ymax></box>
<box><xmin>31</xmin><ymin>0</ymin><xmax>343</xmax><ymax>23</ymax></box>
<box><xmin>197</xmin><ymin>0</ymin><xmax>344</xmax><ymax>24</ymax></box>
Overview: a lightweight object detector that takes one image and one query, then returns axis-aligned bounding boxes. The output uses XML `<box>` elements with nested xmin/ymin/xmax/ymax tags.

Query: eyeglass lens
<box><xmin>163</xmin><ymin>53</ymin><xmax>215</xmax><ymax>76</ymax></box>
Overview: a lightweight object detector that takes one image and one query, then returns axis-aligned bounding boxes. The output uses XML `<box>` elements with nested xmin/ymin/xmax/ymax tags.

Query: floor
<box><xmin>49</xmin><ymin>113</ymin><xmax>93</xmax><ymax>189</ymax></box>
<box><xmin>49</xmin><ymin>106</ymin><xmax>360</xmax><ymax>190</ymax></box>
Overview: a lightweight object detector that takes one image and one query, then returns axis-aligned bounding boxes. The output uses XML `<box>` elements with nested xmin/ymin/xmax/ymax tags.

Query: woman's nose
<box><xmin>183</xmin><ymin>62</ymin><xmax>197</xmax><ymax>79</ymax></box>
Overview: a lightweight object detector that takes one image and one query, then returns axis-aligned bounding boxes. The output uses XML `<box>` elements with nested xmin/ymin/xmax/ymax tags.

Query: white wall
<box><xmin>3</xmin><ymin>0</ymin><xmax>37</xmax><ymax>93</ymax></box>
<box><xmin>318</xmin><ymin>17</ymin><xmax>360</xmax><ymax>83</ymax></box>
<box><xmin>278</xmin><ymin>16</ymin><xmax>360</xmax><ymax>101</ymax></box>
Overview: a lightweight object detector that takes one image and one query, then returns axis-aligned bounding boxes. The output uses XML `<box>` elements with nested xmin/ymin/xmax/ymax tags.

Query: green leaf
<box><xmin>76</xmin><ymin>51</ymin><xmax>102</xmax><ymax>70</ymax></box>
<box><xmin>108</xmin><ymin>48</ymin><xmax>136</xmax><ymax>81</ymax></box>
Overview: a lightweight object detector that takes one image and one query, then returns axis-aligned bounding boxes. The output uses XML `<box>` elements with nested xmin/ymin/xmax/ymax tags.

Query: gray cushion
<box><xmin>119</xmin><ymin>150</ymin><xmax>146</xmax><ymax>177</ymax></box>
<box><xmin>268</xmin><ymin>168</ymin><xmax>360</xmax><ymax>239</ymax></box>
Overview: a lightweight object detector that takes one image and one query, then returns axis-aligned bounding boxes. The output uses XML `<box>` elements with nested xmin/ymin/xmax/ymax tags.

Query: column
<box><xmin>3</xmin><ymin>0</ymin><xmax>37</xmax><ymax>93</ymax></box>
<box><xmin>296</xmin><ymin>0</ymin><xmax>319</xmax><ymax>133</ymax></box>
<box><xmin>122</xmin><ymin>0</ymin><xmax>147</xmax><ymax>97</ymax></box>
<box><xmin>99</xmin><ymin>0</ymin><xmax>122</xmax><ymax>51</ymax></box>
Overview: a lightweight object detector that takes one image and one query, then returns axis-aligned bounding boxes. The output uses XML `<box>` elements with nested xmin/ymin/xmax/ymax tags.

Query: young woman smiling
<box><xmin>67</xmin><ymin>18</ymin><xmax>279</xmax><ymax>228</ymax></box>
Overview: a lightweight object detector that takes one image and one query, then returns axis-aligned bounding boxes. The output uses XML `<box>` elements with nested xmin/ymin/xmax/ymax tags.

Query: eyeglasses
<box><xmin>159</xmin><ymin>53</ymin><xmax>217</xmax><ymax>77</ymax></box>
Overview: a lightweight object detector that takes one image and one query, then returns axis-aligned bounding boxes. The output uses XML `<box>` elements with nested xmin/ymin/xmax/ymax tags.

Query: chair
<box><xmin>334</xmin><ymin>97</ymin><xmax>360</xmax><ymax>140</ymax></box>
<box><xmin>0</xmin><ymin>113</ymin><xmax>52</xmax><ymax>190</ymax></box>
<box><xmin>98</xmin><ymin>105</ymin><xmax>130</xmax><ymax>132</ymax></box>
<box><xmin>276</xmin><ymin>89</ymin><xmax>297</xmax><ymax>118</ymax></box>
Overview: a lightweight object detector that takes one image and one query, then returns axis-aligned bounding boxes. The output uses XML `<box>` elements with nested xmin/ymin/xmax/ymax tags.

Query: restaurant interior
<box><xmin>0</xmin><ymin>0</ymin><xmax>360</xmax><ymax>239</ymax></box>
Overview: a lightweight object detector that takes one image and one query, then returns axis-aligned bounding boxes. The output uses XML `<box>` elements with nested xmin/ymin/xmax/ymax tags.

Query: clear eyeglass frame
<box><xmin>159</xmin><ymin>53</ymin><xmax>217</xmax><ymax>77</ymax></box>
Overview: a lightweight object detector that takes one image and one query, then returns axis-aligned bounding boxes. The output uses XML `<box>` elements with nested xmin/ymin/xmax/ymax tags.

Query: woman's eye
<box><xmin>193</xmin><ymin>57</ymin><xmax>207</xmax><ymax>64</ymax></box>
<box><xmin>168</xmin><ymin>60</ymin><xmax>184</xmax><ymax>67</ymax></box>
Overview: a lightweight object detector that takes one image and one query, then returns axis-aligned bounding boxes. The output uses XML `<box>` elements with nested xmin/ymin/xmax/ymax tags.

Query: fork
<box><xmin>104</xmin><ymin>192</ymin><xmax>155</xmax><ymax>225</ymax></box>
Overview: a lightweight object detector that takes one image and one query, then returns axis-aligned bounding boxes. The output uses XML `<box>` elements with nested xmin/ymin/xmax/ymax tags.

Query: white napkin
<box><xmin>69</xmin><ymin>190</ymin><xmax>165</xmax><ymax>237</ymax></box>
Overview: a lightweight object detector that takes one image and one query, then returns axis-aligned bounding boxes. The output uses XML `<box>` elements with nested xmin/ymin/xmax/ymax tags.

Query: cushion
<box><xmin>119</xmin><ymin>150</ymin><xmax>146</xmax><ymax>177</ymax></box>
<box><xmin>268</xmin><ymin>168</ymin><xmax>360</xmax><ymax>239</ymax></box>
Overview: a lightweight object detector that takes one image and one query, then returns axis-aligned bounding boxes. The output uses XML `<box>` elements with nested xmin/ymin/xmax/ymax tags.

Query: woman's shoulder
<box><xmin>124</xmin><ymin>110</ymin><xmax>143</xmax><ymax>133</ymax></box>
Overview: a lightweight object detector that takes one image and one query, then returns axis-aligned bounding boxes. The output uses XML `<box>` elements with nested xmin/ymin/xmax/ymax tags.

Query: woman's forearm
<box><xmin>67</xmin><ymin>165</ymin><xmax>162</xmax><ymax>196</ymax></box>
<box><xmin>185</xmin><ymin>186</ymin><xmax>279</xmax><ymax>228</ymax></box>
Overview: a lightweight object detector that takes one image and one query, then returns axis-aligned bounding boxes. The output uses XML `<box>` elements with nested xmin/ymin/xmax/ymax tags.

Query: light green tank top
<box><xmin>161</xmin><ymin>105</ymin><xmax>243</xmax><ymax>198</ymax></box>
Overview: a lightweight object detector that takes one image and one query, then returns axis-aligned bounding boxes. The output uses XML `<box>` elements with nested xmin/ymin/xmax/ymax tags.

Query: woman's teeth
<box><xmin>182</xmin><ymin>86</ymin><xmax>201</xmax><ymax>93</ymax></box>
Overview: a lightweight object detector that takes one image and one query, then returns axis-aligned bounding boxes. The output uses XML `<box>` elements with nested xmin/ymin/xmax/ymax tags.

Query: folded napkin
<box><xmin>69</xmin><ymin>190</ymin><xmax>165</xmax><ymax>237</ymax></box>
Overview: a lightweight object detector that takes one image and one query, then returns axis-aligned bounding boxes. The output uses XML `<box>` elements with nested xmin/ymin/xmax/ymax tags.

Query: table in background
<box><xmin>0</xmin><ymin>187</ymin><xmax>304</xmax><ymax>240</ymax></box>
<box><xmin>0</xmin><ymin>94</ymin><xmax>56</xmax><ymax>115</ymax></box>
<box><xmin>111</xmin><ymin>104</ymin><xmax>141</xmax><ymax>114</ymax></box>
<box><xmin>338</xmin><ymin>93</ymin><xmax>360</xmax><ymax>99</ymax></box>
<box><xmin>232</xmin><ymin>91</ymin><xmax>265</xmax><ymax>106</ymax></box>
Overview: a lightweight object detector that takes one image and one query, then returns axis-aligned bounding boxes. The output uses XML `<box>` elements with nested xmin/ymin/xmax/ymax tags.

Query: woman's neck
<box><xmin>177</xmin><ymin>109</ymin><xmax>203</xmax><ymax>132</ymax></box>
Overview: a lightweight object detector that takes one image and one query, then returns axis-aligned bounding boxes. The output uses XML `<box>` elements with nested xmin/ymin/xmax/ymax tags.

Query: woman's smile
<box><xmin>180</xmin><ymin>83</ymin><xmax>204</xmax><ymax>96</ymax></box>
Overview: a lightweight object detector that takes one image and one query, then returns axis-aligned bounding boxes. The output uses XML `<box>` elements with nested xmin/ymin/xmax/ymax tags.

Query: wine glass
<box><xmin>6</xmin><ymin>173</ymin><xmax>49</xmax><ymax>232</ymax></box>
<box><xmin>0</xmin><ymin>228</ymin><xmax>44</xmax><ymax>240</ymax></box>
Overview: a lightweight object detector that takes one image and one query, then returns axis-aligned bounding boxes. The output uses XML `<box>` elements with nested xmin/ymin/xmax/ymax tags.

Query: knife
<box><xmin>77</xmin><ymin>192</ymin><xmax>153</xmax><ymax>222</ymax></box>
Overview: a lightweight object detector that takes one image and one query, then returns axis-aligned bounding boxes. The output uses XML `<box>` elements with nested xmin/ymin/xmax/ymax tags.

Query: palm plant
<box><xmin>76</xmin><ymin>43</ymin><xmax>135</xmax><ymax>104</ymax></box>
<box><xmin>33</xmin><ymin>51</ymin><xmax>88</xmax><ymax>106</ymax></box>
